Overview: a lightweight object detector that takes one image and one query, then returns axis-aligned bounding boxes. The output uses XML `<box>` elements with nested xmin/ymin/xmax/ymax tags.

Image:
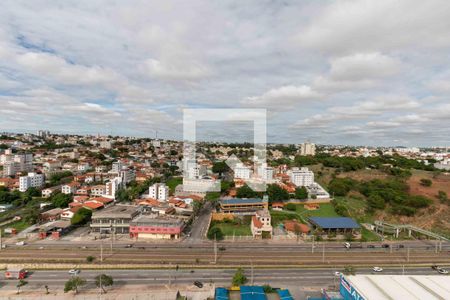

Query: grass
<box><xmin>270</xmin><ymin>203</ymin><xmax>340</xmax><ymax>226</ymax></box>
<box><xmin>361</xmin><ymin>227</ymin><xmax>381</xmax><ymax>242</ymax></box>
<box><xmin>166</xmin><ymin>177</ymin><xmax>182</xmax><ymax>194</ymax></box>
<box><xmin>213</xmin><ymin>223</ymin><xmax>252</xmax><ymax>236</ymax></box>
<box><xmin>1</xmin><ymin>219</ymin><xmax>30</xmax><ymax>235</ymax></box>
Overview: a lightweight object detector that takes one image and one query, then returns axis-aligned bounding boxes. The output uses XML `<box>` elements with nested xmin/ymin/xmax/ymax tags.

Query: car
<box><xmin>367</xmin><ymin>245</ymin><xmax>375</xmax><ymax>248</ymax></box>
<box><xmin>218</xmin><ymin>246</ymin><xmax>226</xmax><ymax>251</ymax></box>
<box><xmin>194</xmin><ymin>281</ymin><xmax>203</xmax><ymax>288</ymax></box>
<box><xmin>398</xmin><ymin>244</ymin><xmax>405</xmax><ymax>248</ymax></box>
<box><xmin>15</xmin><ymin>241</ymin><xmax>26</xmax><ymax>246</ymax></box>
<box><xmin>68</xmin><ymin>269</ymin><xmax>80</xmax><ymax>275</ymax></box>
<box><xmin>334</xmin><ymin>271</ymin><xmax>343</xmax><ymax>277</ymax></box>
<box><xmin>381</xmin><ymin>244</ymin><xmax>390</xmax><ymax>248</ymax></box>
<box><xmin>344</xmin><ymin>242</ymin><xmax>351</xmax><ymax>249</ymax></box>
<box><xmin>438</xmin><ymin>269</ymin><xmax>448</xmax><ymax>275</ymax></box>
<box><xmin>431</xmin><ymin>265</ymin><xmax>439</xmax><ymax>270</ymax></box>
<box><xmin>373</xmin><ymin>267</ymin><xmax>383</xmax><ymax>272</ymax></box>
<box><xmin>125</xmin><ymin>244</ymin><xmax>133</xmax><ymax>248</ymax></box>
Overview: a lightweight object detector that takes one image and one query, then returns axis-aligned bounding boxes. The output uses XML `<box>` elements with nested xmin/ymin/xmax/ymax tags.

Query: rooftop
<box><xmin>220</xmin><ymin>198</ymin><xmax>265</xmax><ymax>205</ymax></box>
<box><xmin>91</xmin><ymin>205</ymin><xmax>138</xmax><ymax>219</ymax></box>
<box><xmin>309</xmin><ymin>217</ymin><xmax>360</xmax><ymax>229</ymax></box>
<box><xmin>343</xmin><ymin>275</ymin><xmax>450</xmax><ymax>300</ymax></box>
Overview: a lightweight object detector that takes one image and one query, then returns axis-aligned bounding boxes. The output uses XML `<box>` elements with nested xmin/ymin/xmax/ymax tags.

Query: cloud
<box><xmin>242</xmin><ymin>85</ymin><xmax>321</xmax><ymax>110</ymax></box>
<box><xmin>143</xmin><ymin>58</ymin><xmax>211</xmax><ymax>81</ymax></box>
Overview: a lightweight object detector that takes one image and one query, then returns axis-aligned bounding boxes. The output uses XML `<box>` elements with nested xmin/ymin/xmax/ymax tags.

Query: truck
<box><xmin>344</xmin><ymin>242</ymin><xmax>363</xmax><ymax>249</ymax></box>
<box><xmin>5</xmin><ymin>267</ymin><xmax>28</xmax><ymax>279</ymax></box>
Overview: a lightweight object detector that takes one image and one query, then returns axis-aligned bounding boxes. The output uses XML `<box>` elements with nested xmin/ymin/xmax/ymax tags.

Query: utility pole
<box><xmin>311</xmin><ymin>235</ymin><xmax>315</xmax><ymax>254</ymax></box>
<box><xmin>214</xmin><ymin>235</ymin><xmax>217</xmax><ymax>264</ymax></box>
<box><xmin>322</xmin><ymin>242</ymin><xmax>325</xmax><ymax>263</ymax></box>
<box><xmin>407</xmin><ymin>247</ymin><xmax>410</xmax><ymax>263</ymax></box>
<box><xmin>435</xmin><ymin>240</ymin><xmax>438</xmax><ymax>254</ymax></box>
<box><xmin>402</xmin><ymin>265</ymin><xmax>405</xmax><ymax>275</ymax></box>
<box><xmin>0</xmin><ymin>230</ymin><xmax>2</xmax><ymax>251</ymax></box>
<box><xmin>251</xmin><ymin>260</ymin><xmax>254</xmax><ymax>286</ymax></box>
<box><xmin>169</xmin><ymin>262</ymin><xmax>172</xmax><ymax>286</ymax></box>
<box><xmin>100</xmin><ymin>241</ymin><xmax>103</xmax><ymax>262</ymax></box>
<box><xmin>110</xmin><ymin>231</ymin><xmax>114</xmax><ymax>255</ymax></box>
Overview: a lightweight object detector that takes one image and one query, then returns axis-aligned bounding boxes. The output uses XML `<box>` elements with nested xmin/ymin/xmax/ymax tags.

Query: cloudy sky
<box><xmin>1</xmin><ymin>0</ymin><xmax>450</xmax><ymax>146</ymax></box>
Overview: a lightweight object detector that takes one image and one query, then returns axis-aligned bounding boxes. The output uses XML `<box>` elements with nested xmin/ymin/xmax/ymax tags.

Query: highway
<box><xmin>0</xmin><ymin>267</ymin><xmax>446</xmax><ymax>290</ymax></box>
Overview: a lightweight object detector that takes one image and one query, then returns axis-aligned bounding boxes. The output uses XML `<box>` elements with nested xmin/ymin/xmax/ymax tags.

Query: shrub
<box><xmin>286</xmin><ymin>203</ymin><xmax>296</xmax><ymax>211</ymax></box>
<box><xmin>420</xmin><ymin>178</ymin><xmax>432</xmax><ymax>187</ymax></box>
<box><xmin>207</xmin><ymin>227</ymin><xmax>224</xmax><ymax>240</ymax></box>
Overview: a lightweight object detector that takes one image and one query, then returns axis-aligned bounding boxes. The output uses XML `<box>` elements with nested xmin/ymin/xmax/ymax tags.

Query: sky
<box><xmin>1</xmin><ymin>0</ymin><xmax>450</xmax><ymax>146</ymax></box>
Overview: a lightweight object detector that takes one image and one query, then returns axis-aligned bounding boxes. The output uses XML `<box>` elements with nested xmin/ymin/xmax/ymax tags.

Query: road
<box><xmin>0</xmin><ymin>267</ymin><xmax>446</xmax><ymax>290</ymax></box>
<box><xmin>185</xmin><ymin>201</ymin><xmax>212</xmax><ymax>243</ymax></box>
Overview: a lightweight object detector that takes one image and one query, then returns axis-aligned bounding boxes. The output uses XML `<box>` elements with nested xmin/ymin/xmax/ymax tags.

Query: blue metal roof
<box><xmin>277</xmin><ymin>289</ymin><xmax>294</xmax><ymax>300</ymax></box>
<box><xmin>240</xmin><ymin>286</ymin><xmax>267</xmax><ymax>300</ymax></box>
<box><xmin>309</xmin><ymin>217</ymin><xmax>360</xmax><ymax>229</ymax></box>
<box><xmin>215</xmin><ymin>287</ymin><xmax>229</xmax><ymax>300</ymax></box>
<box><xmin>220</xmin><ymin>198</ymin><xmax>264</xmax><ymax>205</ymax></box>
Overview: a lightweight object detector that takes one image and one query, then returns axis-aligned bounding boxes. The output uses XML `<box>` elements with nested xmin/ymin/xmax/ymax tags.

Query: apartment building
<box><xmin>19</xmin><ymin>172</ymin><xmax>45</xmax><ymax>192</ymax></box>
<box><xmin>299</xmin><ymin>142</ymin><xmax>316</xmax><ymax>156</ymax></box>
<box><xmin>61</xmin><ymin>182</ymin><xmax>80</xmax><ymax>194</ymax></box>
<box><xmin>234</xmin><ymin>163</ymin><xmax>252</xmax><ymax>180</ymax></box>
<box><xmin>2</xmin><ymin>153</ymin><xmax>33</xmax><ymax>176</ymax></box>
<box><xmin>104</xmin><ymin>177</ymin><xmax>122</xmax><ymax>199</ymax></box>
<box><xmin>91</xmin><ymin>185</ymin><xmax>106</xmax><ymax>196</ymax></box>
<box><xmin>257</xmin><ymin>163</ymin><xmax>274</xmax><ymax>181</ymax></box>
<box><xmin>289</xmin><ymin>167</ymin><xmax>314</xmax><ymax>187</ymax></box>
<box><xmin>148</xmin><ymin>183</ymin><xmax>169</xmax><ymax>201</ymax></box>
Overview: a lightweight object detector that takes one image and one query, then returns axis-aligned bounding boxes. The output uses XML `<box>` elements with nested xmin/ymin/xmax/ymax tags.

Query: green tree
<box><xmin>420</xmin><ymin>178</ymin><xmax>432</xmax><ymax>187</ymax></box>
<box><xmin>71</xmin><ymin>207</ymin><xmax>92</xmax><ymax>225</ymax></box>
<box><xmin>267</xmin><ymin>184</ymin><xmax>289</xmax><ymax>202</ymax></box>
<box><xmin>16</xmin><ymin>279</ymin><xmax>28</xmax><ymax>294</ymax></box>
<box><xmin>212</xmin><ymin>161</ymin><xmax>228</xmax><ymax>176</ymax></box>
<box><xmin>295</xmin><ymin>186</ymin><xmax>308</xmax><ymax>200</ymax></box>
<box><xmin>64</xmin><ymin>276</ymin><xmax>86</xmax><ymax>294</ymax></box>
<box><xmin>86</xmin><ymin>255</ymin><xmax>95</xmax><ymax>263</ymax></box>
<box><xmin>343</xmin><ymin>266</ymin><xmax>356</xmax><ymax>275</ymax></box>
<box><xmin>51</xmin><ymin>192</ymin><xmax>72</xmax><ymax>208</ymax></box>
<box><xmin>232</xmin><ymin>268</ymin><xmax>247</xmax><ymax>286</ymax></box>
<box><xmin>236</xmin><ymin>185</ymin><xmax>259</xmax><ymax>199</ymax></box>
<box><xmin>437</xmin><ymin>190</ymin><xmax>448</xmax><ymax>204</ymax></box>
<box><xmin>207</xmin><ymin>227</ymin><xmax>224</xmax><ymax>240</ymax></box>
<box><xmin>95</xmin><ymin>274</ymin><xmax>114</xmax><ymax>294</ymax></box>
<box><xmin>367</xmin><ymin>194</ymin><xmax>386</xmax><ymax>210</ymax></box>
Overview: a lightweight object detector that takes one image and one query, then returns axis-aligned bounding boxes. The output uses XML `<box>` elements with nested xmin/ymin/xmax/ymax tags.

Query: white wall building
<box><xmin>185</xmin><ymin>161</ymin><xmax>207</xmax><ymax>179</ymax></box>
<box><xmin>148</xmin><ymin>183</ymin><xmax>170</xmax><ymax>201</ymax></box>
<box><xmin>257</xmin><ymin>163</ymin><xmax>274</xmax><ymax>181</ymax></box>
<box><xmin>111</xmin><ymin>161</ymin><xmax>123</xmax><ymax>173</ymax></box>
<box><xmin>104</xmin><ymin>177</ymin><xmax>122</xmax><ymax>199</ymax></box>
<box><xmin>19</xmin><ymin>172</ymin><xmax>44</xmax><ymax>192</ymax></box>
<box><xmin>289</xmin><ymin>167</ymin><xmax>314</xmax><ymax>187</ymax></box>
<box><xmin>234</xmin><ymin>163</ymin><xmax>252</xmax><ymax>180</ymax></box>
<box><xmin>299</xmin><ymin>142</ymin><xmax>316</xmax><ymax>156</ymax></box>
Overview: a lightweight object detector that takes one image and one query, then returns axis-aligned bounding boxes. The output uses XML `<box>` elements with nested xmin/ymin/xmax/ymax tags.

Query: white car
<box><xmin>334</xmin><ymin>271</ymin><xmax>343</xmax><ymax>277</ymax></box>
<box><xmin>15</xmin><ymin>241</ymin><xmax>26</xmax><ymax>246</ymax></box>
<box><xmin>68</xmin><ymin>269</ymin><xmax>80</xmax><ymax>275</ymax></box>
<box><xmin>373</xmin><ymin>267</ymin><xmax>383</xmax><ymax>272</ymax></box>
<box><xmin>438</xmin><ymin>269</ymin><xmax>448</xmax><ymax>275</ymax></box>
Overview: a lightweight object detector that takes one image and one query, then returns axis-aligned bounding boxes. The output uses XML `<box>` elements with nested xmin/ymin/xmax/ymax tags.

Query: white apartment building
<box><xmin>104</xmin><ymin>177</ymin><xmax>122</xmax><ymax>199</ymax></box>
<box><xmin>99</xmin><ymin>140</ymin><xmax>112</xmax><ymax>149</ymax></box>
<box><xmin>234</xmin><ymin>163</ymin><xmax>252</xmax><ymax>180</ymax></box>
<box><xmin>182</xmin><ymin>178</ymin><xmax>220</xmax><ymax>193</ymax></box>
<box><xmin>61</xmin><ymin>182</ymin><xmax>79</xmax><ymax>194</ymax></box>
<box><xmin>289</xmin><ymin>167</ymin><xmax>314</xmax><ymax>187</ymax></box>
<box><xmin>91</xmin><ymin>185</ymin><xmax>106</xmax><ymax>196</ymax></box>
<box><xmin>299</xmin><ymin>142</ymin><xmax>316</xmax><ymax>156</ymax></box>
<box><xmin>95</xmin><ymin>165</ymin><xmax>107</xmax><ymax>173</ymax></box>
<box><xmin>19</xmin><ymin>172</ymin><xmax>45</xmax><ymax>192</ymax></box>
<box><xmin>185</xmin><ymin>161</ymin><xmax>207</xmax><ymax>179</ymax></box>
<box><xmin>77</xmin><ymin>163</ymin><xmax>91</xmax><ymax>172</ymax></box>
<box><xmin>2</xmin><ymin>153</ymin><xmax>33</xmax><ymax>176</ymax></box>
<box><xmin>120</xmin><ymin>168</ymin><xmax>136</xmax><ymax>184</ymax></box>
<box><xmin>111</xmin><ymin>161</ymin><xmax>123</xmax><ymax>173</ymax></box>
<box><xmin>148</xmin><ymin>183</ymin><xmax>169</xmax><ymax>201</ymax></box>
<box><xmin>257</xmin><ymin>163</ymin><xmax>274</xmax><ymax>181</ymax></box>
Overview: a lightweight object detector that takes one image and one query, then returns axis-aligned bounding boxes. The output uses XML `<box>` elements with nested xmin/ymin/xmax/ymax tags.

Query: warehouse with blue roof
<box><xmin>309</xmin><ymin>217</ymin><xmax>360</xmax><ymax>234</ymax></box>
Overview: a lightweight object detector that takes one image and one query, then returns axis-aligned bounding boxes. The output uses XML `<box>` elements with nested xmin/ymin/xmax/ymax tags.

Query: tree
<box><xmin>236</xmin><ymin>185</ymin><xmax>258</xmax><ymax>199</ymax></box>
<box><xmin>207</xmin><ymin>227</ymin><xmax>224</xmax><ymax>240</ymax></box>
<box><xmin>51</xmin><ymin>192</ymin><xmax>72</xmax><ymax>208</ymax></box>
<box><xmin>295</xmin><ymin>186</ymin><xmax>308</xmax><ymax>200</ymax></box>
<box><xmin>64</xmin><ymin>276</ymin><xmax>86</xmax><ymax>294</ymax></box>
<box><xmin>343</xmin><ymin>266</ymin><xmax>356</xmax><ymax>275</ymax></box>
<box><xmin>16</xmin><ymin>279</ymin><xmax>28</xmax><ymax>294</ymax></box>
<box><xmin>420</xmin><ymin>178</ymin><xmax>432</xmax><ymax>187</ymax></box>
<box><xmin>437</xmin><ymin>190</ymin><xmax>448</xmax><ymax>204</ymax></box>
<box><xmin>367</xmin><ymin>194</ymin><xmax>386</xmax><ymax>210</ymax></box>
<box><xmin>86</xmin><ymin>255</ymin><xmax>95</xmax><ymax>263</ymax></box>
<box><xmin>266</xmin><ymin>184</ymin><xmax>289</xmax><ymax>202</ymax></box>
<box><xmin>71</xmin><ymin>207</ymin><xmax>92</xmax><ymax>225</ymax></box>
<box><xmin>232</xmin><ymin>268</ymin><xmax>247</xmax><ymax>286</ymax></box>
<box><xmin>212</xmin><ymin>161</ymin><xmax>228</xmax><ymax>176</ymax></box>
<box><xmin>95</xmin><ymin>274</ymin><xmax>114</xmax><ymax>294</ymax></box>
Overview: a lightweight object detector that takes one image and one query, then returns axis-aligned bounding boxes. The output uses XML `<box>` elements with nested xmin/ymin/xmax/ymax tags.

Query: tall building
<box><xmin>104</xmin><ymin>177</ymin><xmax>122</xmax><ymax>199</ymax></box>
<box><xmin>19</xmin><ymin>172</ymin><xmax>45</xmax><ymax>192</ymax></box>
<box><xmin>3</xmin><ymin>153</ymin><xmax>33</xmax><ymax>176</ymax></box>
<box><xmin>111</xmin><ymin>161</ymin><xmax>123</xmax><ymax>173</ymax></box>
<box><xmin>289</xmin><ymin>167</ymin><xmax>314</xmax><ymax>187</ymax></box>
<box><xmin>148</xmin><ymin>183</ymin><xmax>169</xmax><ymax>201</ymax></box>
<box><xmin>185</xmin><ymin>161</ymin><xmax>207</xmax><ymax>179</ymax></box>
<box><xmin>299</xmin><ymin>142</ymin><xmax>316</xmax><ymax>156</ymax></box>
<box><xmin>257</xmin><ymin>163</ymin><xmax>274</xmax><ymax>181</ymax></box>
<box><xmin>234</xmin><ymin>163</ymin><xmax>252</xmax><ymax>180</ymax></box>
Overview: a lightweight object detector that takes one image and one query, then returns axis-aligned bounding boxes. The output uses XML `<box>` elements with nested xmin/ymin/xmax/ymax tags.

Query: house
<box><xmin>61</xmin><ymin>207</ymin><xmax>81</xmax><ymax>220</ymax></box>
<box><xmin>42</xmin><ymin>186</ymin><xmax>61</xmax><ymax>198</ymax></box>
<box><xmin>284</xmin><ymin>220</ymin><xmax>310</xmax><ymax>235</ymax></box>
<box><xmin>271</xmin><ymin>202</ymin><xmax>284</xmax><ymax>211</ymax></box>
<box><xmin>251</xmin><ymin>209</ymin><xmax>273</xmax><ymax>239</ymax></box>
<box><xmin>40</xmin><ymin>208</ymin><xmax>63</xmax><ymax>222</ymax></box>
<box><xmin>83</xmin><ymin>201</ymin><xmax>104</xmax><ymax>211</ymax></box>
<box><xmin>90</xmin><ymin>185</ymin><xmax>106</xmax><ymax>196</ymax></box>
<box><xmin>61</xmin><ymin>182</ymin><xmax>80</xmax><ymax>194</ymax></box>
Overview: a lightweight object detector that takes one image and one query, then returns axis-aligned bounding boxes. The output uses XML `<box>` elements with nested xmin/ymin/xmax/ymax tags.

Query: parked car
<box><xmin>367</xmin><ymin>245</ymin><xmax>375</xmax><ymax>248</ymax></box>
<box><xmin>431</xmin><ymin>265</ymin><xmax>440</xmax><ymax>270</ymax></box>
<box><xmin>15</xmin><ymin>241</ymin><xmax>26</xmax><ymax>246</ymax></box>
<box><xmin>397</xmin><ymin>244</ymin><xmax>405</xmax><ymax>248</ymax></box>
<box><xmin>437</xmin><ymin>269</ymin><xmax>448</xmax><ymax>275</ymax></box>
<box><xmin>381</xmin><ymin>244</ymin><xmax>390</xmax><ymax>248</ymax></box>
<box><xmin>194</xmin><ymin>281</ymin><xmax>203</xmax><ymax>288</ymax></box>
<box><xmin>373</xmin><ymin>267</ymin><xmax>383</xmax><ymax>272</ymax></box>
<box><xmin>125</xmin><ymin>244</ymin><xmax>133</xmax><ymax>248</ymax></box>
<box><xmin>68</xmin><ymin>269</ymin><xmax>80</xmax><ymax>275</ymax></box>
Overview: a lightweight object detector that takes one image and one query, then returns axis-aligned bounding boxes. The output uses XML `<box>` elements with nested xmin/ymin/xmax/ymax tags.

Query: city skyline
<box><xmin>1</xmin><ymin>1</ymin><xmax>450</xmax><ymax>146</ymax></box>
